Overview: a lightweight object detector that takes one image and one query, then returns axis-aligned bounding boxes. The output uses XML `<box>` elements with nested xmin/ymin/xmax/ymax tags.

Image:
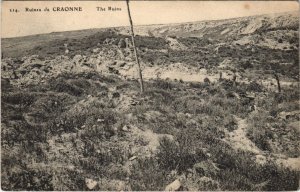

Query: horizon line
<box><xmin>2</xmin><ymin>10</ymin><xmax>298</xmax><ymax>39</ymax></box>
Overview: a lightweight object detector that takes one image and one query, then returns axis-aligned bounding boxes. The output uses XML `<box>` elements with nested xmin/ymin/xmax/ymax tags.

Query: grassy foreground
<box><xmin>1</xmin><ymin>71</ymin><xmax>299</xmax><ymax>190</ymax></box>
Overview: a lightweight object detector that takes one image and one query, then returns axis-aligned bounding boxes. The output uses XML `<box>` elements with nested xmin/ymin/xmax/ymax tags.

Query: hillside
<box><xmin>118</xmin><ymin>11</ymin><xmax>299</xmax><ymax>37</ymax></box>
<box><xmin>2</xmin><ymin>11</ymin><xmax>299</xmax><ymax>56</ymax></box>
<box><xmin>1</xmin><ymin>11</ymin><xmax>300</xmax><ymax>190</ymax></box>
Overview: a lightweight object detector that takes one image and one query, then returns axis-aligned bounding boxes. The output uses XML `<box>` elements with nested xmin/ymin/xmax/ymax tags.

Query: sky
<box><xmin>1</xmin><ymin>1</ymin><xmax>299</xmax><ymax>38</ymax></box>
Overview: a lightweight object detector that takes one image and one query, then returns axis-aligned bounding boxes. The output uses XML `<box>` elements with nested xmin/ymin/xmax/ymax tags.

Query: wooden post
<box><xmin>273</xmin><ymin>73</ymin><xmax>281</xmax><ymax>93</ymax></box>
<box><xmin>126</xmin><ymin>0</ymin><xmax>144</xmax><ymax>93</ymax></box>
<box><xmin>233</xmin><ymin>72</ymin><xmax>237</xmax><ymax>87</ymax></box>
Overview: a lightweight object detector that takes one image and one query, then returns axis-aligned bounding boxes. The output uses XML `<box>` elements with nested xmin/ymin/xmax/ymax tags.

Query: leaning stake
<box><xmin>126</xmin><ymin>0</ymin><xmax>144</xmax><ymax>93</ymax></box>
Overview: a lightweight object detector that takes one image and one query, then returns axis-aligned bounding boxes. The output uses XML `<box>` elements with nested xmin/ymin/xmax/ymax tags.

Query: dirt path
<box><xmin>227</xmin><ymin>116</ymin><xmax>261</xmax><ymax>154</ymax></box>
<box><xmin>226</xmin><ymin>116</ymin><xmax>300</xmax><ymax>171</ymax></box>
<box><xmin>277</xmin><ymin>157</ymin><xmax>300</xmax><ymax>171</ymax></box>
<box><xmin>118</xmin><ymin>63</ymin><xmax>231</xmax><ymax>83</ymax></box>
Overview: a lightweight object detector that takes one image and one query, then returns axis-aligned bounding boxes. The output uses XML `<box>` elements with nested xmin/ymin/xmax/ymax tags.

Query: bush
<box><xmin>151</xmin><ymin>79</ymin><xmax>174</xmax><ymax>90</ymax></box>
<box><xmin>157</xmin><ymin>133</ymin><xmax>207</xmax><ymax>173</ymax></box>
<box><xmin>247</xmin><ymin>111</ymin><xmax>299</xmax><ymax>157</ymax></box>
<box><xmin>51</xmin><ymin>79</ymin><xmax>84</xmax><ymax>96</ymax></box>
<box><xmin>3</xmin><ymin>169</ymin><xmax>53</xmax><ymax>191</ymax></box>
<box><xmin>135</xmin><ymin>36</ymin><xmax>167</xmax><ymax>50</ymax></box>
<box><xmin>212</xmin><ymin>145</ymin><xmax>299</xmax><ymax>190</ymax></box>
<box><xmin>247</xmin><ymin>81</ymin><xmax>264</xmax><ymax>92</ymax></box>
<box><xmin>224</xmin><ymin>115</ymin><xmax>238</xmax><ymax>132</ymax></box>
<box><xmin>130</xmin><ymin>157</ymin><xmax>168</xmax><ymax>191</ymax></box>
<box><xmin>241</xmin><ymin>60</ymin><xmax>254</xmax><ymax>69</ymax></box>
<box><xmin>2</xmin><ymin>92</ymin><xmax>35</xmax><ymax>106</ymax></box>
<box><xmin>188</xmin><ymin>82</ymin><xmax>208</xmax><ymax>89</ymax></box>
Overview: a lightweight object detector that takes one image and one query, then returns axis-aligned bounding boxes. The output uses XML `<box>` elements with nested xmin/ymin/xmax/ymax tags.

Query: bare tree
<box><xmin>126</xmin><ymin>0</ymin><xmax>144</xmax><ymax>93</ymax></box>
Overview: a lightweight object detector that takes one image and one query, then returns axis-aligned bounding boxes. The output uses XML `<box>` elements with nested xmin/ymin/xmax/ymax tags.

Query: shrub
<box><xmin>188</xmin><ymin>82</ymin><xmax>207</xmax><ymax>89</ymax></box>
<box><xmin>247</xmin><ymin>81</ymin><xmax>264</xmax><ymax>92</ymax></box>
<box><xmin>224</xmin><ymin>115</ymin><xmax>238</xmax><ymax>132</ymax></box>
<box><xmin>157</xmin><ymin>132</ymin><xmax>207</xmax><ymax>173</ymax></box>
<box><xmin>151</xmin><ymin>79</ymin><xmax>174</xmax><ymax>90</ymax></box>
<box><xmin>129</xmin><ymin>157</ymin><xmax>168</xmax><ymax>191</ymax></box>
<box><xmin>2</xmin><ymin>92</ymin><xmax>35</xmax><ymax>107</ymax></box>
<box><xmin>212</xmin><ymin>145</ymin><xmax>299</xmax><ymax>191</ymax></box>
<box><xmin>144</xmin><ymin>89</ymin><xmax>174</xmax><ymax>107</ymax></box>
<box><xmin>135</xmin><ymin>36</ymin><xmax>167</xmax><ymax>50</ymax></box>
<box><xmin>50</xmin><ymin>78</ymin><xmax>84</xmax><ymax>96</ymax></box>
<box><xmin>241</xmin><ymin>60</ymin><xmax>254</xmax><ymax>69</ymax></box>
<box><xmin>3</xmin><ymin>169</ymin><xmax>53</xmax><ymax>191</ymax></box>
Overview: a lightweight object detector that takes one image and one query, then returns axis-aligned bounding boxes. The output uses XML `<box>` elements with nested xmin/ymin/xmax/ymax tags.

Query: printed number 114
<box><xmin>10</xmin><ymin>9</ymin><xmax>19</xmax><ymax>12</ymax></box>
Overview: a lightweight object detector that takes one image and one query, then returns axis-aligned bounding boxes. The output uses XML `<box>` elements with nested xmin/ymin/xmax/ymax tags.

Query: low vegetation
<box><xmin>1</xmin><ymin>70</ymin><xmax>299</xmax><ymax>190</ymax></box>
<box><xmin>1</xmin><ymin>11</ymin><xmax>299</xmax><ymax>191</ymax></box>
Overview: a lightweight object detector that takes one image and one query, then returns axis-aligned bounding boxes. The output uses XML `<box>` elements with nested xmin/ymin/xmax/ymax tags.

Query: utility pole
<box><xmin>126</xmin><ymin>0</ymin><xmax>144</xmax><ymax>93</ymax></box>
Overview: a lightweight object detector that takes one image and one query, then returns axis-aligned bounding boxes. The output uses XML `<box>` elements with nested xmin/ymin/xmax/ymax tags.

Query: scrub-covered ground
<box><xmin>1</xmin><ymin>11</ymin><xmax>299</xmax><ymax>190</ymax></box>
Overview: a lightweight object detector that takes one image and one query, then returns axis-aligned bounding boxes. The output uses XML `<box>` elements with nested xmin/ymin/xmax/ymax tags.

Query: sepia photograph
<box><xmin>1</xmin><ymin>0</ymin><xmax>299</xmax><ymax>190</ymax></box>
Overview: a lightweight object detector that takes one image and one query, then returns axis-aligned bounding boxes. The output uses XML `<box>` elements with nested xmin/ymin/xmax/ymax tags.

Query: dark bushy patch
<box><xmin>150</xmin><ymin>79</ymin><xmax>174</xmax><ymax>90</ymax></box>
<box><xmin>135</xmin><ymin>36</ymin><xmax>167</xmax><ymax>50</ymax></box>
<box><xmin>50</xmin><ymin>79</ymin><xmax>84</xmax><ymax>96</ymax></box>
<box><xmin>247</xmin><ymin>81</ymin><xmax>264</xmax><ymax>92</ymax></box>
<box><xmin>2</xmin><ymin>92</ymin><xmax>36</xmax><ymax>106</ymax></box>
<box><xmin>157</xmin><ymin>128</ymin><xmax>212</xmax><ymax>173</ymax></box>
<box><xmin>130</xmin><ymin>157</ymin><xmax>168</xmax><ymax>191</ymax></box>
<box><xmin>144</xmin><ymin>89</ymin><xmax>174</xmax><ymax>106</ymax></box>
<box><xmin>3</xmin><ymin>169</ymin><xmax>53</xmax><ymax>191</ymax></box>
<box><xmin>211</xmin><ymin>144</ymin><xmax>299</xmax><ymax>191</ymax></box>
